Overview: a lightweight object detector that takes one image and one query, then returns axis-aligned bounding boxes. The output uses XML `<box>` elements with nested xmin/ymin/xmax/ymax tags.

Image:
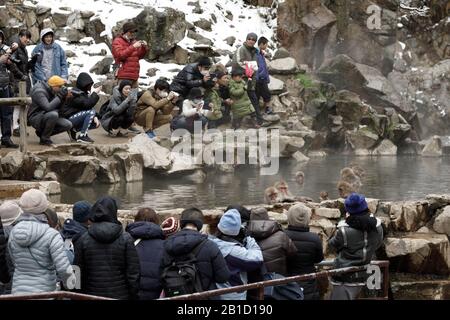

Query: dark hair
<box><xmin>44</xmin><ymin>208</ymin><xmax>59</xmax><ymax>229</ymax></box>
<box><xmin>197</xmin><ymin>56</ymin><xmax>212</xmax><ymax>68</ymax></box>
<box><xmin>135</xmin><ymin>207</ymin><xmax>159</xmax><ymax>224</ymax></box>
<box><xmin>180</xmin><ymin>207</ymin><xmax>204</xmax><ymax>231</ymax></box>
<box><xmin>258</xmin><ymin>36</ymin><xmax>269</xmax><ymax>46</ymax></box>
<box><xmin>231</xmin><ymin>67</ymin><xmax>244</xmax><ymax>77</ymax></box>
<box><xmin>19</xmin><ymin>30</ymin><xmax>32</xmax><ymax>39</ymax></box>
<box><xmin>154</xmin><ymin>79</ymin><xmax>170</xmax><ymax>92</ymax></box>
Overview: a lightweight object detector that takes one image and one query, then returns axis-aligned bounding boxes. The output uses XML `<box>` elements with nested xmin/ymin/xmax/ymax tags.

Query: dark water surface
<box><xmin>56</xmin><ymin>155</ymin><xmax>450</xmax><ymax>210</ymax></box>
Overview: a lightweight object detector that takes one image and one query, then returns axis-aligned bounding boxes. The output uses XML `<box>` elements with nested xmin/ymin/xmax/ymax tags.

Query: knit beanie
<box><xmin>0</xmin><ymin>200</ymin><xmax>23</xmax><ymax>226</ymax></box>
<box><xmin>246</xmin><ymin>32</ymin><xmax>258</xmax><ymax>41</ymax></box>
<box><xmin>48</xmin><ymin>75</ymin><xmax>66</xmax><ymax>87</ymax></box>
<box><xmin>218</xmin><ymin>209</ymin><xmax>241</xmax><ymax>236</ymax></box>
<box><xmin>287</xmin><ymin>203</ymin><xmax>311</xmax><ymax>228</ymax></box>
<box><xmin>73</xmin><ymin>201</ymin><xmax>92</xmax><ymax>224</ymax></box>
<box><xmin>19</xmin><ymin>189</ymin><xmax>49</xmax><ymax>215</ymax></box>
<box><xmin>344</xmin><ymin>193</ymin><xmax>369</xmax><ymax>215</ymax></box>
<box><xmin>250</xmin><ymin>207</ymin><xmax>269</xmax><ymax>221</ymax></box>
<box><xmin>161</xmin><ymin>217</ymin><xmax>180</xmax><ymax>237</ymax></box>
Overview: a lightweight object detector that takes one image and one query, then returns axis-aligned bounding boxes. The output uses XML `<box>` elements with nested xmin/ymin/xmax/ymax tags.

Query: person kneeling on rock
<box><xmin>170</xmin><ymin>87</ymin><xmax>208</xmax><ymax>134</ymax></box>
<box><xmin>135</xmin><ymin>79</ymin><xmax>177</xmax><ymax>140</ymax></box>
<box><xmin>100</xmin><ymin>80</ymin><xmax>137</xmax><ymax>137</ymax></box>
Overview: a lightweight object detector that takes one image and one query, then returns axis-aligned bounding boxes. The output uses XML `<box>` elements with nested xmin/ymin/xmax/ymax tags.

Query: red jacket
<box><xmin>112</xmin><ymin>35</ymin><xmax>148</xmax><ymax>81</ymax></box>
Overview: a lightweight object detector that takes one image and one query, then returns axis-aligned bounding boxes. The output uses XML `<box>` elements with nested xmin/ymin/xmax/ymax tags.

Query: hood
<box><xmin>88</xmin><ymin>221</ymin><xmax>123</xmax><ymax>243</ymax></box>
<box><xmin>126</xmin><ymin>221</ymin><xmax>164</xmax><ymax>240</ymax></box>
<box><xmin>90</xmin><ymin>196</ymin><xmax>119</xmax><ymax>224</ymax></box>
<box><xmin>9</xmin><ymin>214</ymin><xmax>49</xmax><ymax>247</ymax></box>
<box><xmin>247</xmin><ymin>220</ymin><xmax>281</xmax><ymax>240</ymax></box>
<box><xmin>164</xmin><ymin>229</ymin><xmax>207</xmax><ymax>256</ymax></box>
<box><xmin>40</xmin><ymin>28</ymin><xmax>54</xmax><ymax>43</ymax></box>
<box><xmin>209</xmin><ymin>236</ymin><xmax>239</xmax><ymax>258</ymax></box>
<box><xmin>61</xmin><ymin>219</ymin><xmax>87</xmax><ymax>240</ymax></box>
<box><xmin>76</xmin><ymin>72</ymin><xmax>94</xmax><ymax>92</ymax></box>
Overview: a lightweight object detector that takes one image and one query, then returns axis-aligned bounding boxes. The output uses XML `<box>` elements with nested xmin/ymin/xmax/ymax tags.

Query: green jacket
<box><xmin>232</xmin><ymin>44</ymin><xmax>258</xmax><ymax>91</ymax></box>
<box><xmin>204</xmin><ymin>87</ymin><xmax>223</xmax><ymax>121</ymax></box>
<box><xmin>229</xmin><ymin>79</ymin><xmax>255</xmax><ymax>119</ymax></box>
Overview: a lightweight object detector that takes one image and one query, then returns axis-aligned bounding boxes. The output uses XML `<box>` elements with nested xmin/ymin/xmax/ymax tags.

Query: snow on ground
<box><xmin>27</xmin><ymin>0</ymin><xmax>275</xmax><ymax>88</ymax></box>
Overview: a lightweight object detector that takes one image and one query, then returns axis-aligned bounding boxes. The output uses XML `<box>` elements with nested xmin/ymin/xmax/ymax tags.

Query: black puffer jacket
<box><xmin>74</xmin><ymin>197</ymin><xmax>140</xmax><ymax>300</ymax></box>
<box><xmin>160</xmin><ymin>229</ymin><xmax>230</xmax><ymax>292</ymax></box>
<box><xmin>28</xmin><ymin>81</ymin><xmax>64</xmax><ymax>123</ymax></box>
<box><xmin>170</xmin><ymin>63</ymin><xmax>204</xmax><ymax>97</ymax></box>
<box><xmin>247</xmin><ymin>220</ymin><xmax>297</xmax><ymax>276</ymax></box>
<box><xmin>0</xmin><ymin>31</ymin><xmax>24</xmax><ymax>88</ymax></box>
<box><xmin>8</xmin><ymin>35</ymin><xmax>31</xmax><ymax>92</ymax></box>
<box><xmin>285</xmin><ymin>226</ymin><xmax>324</xmax><ymax>300</ymax></box>
<box><xmin>60</xmin><ymin>72</ymin><xmax>99</xmax><ymax>119</ymax></box>
<box><xmin>126</xmin><ymin>221</ymin><xmax>165</xmax><ymax>300</ymax></box>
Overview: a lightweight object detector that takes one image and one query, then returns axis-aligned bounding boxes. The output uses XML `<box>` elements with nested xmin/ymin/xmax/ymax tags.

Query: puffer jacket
<box><xmin>285</xmin><ymin>226</ymin><xmax>324</xmax><ymax>300</ymax></box>
<box><xmin>111</xmin><ymin>35</ymin><xmax>147</xmax><ymax>80</ymax></box>
<box><xmin>229</xmin><ymin>79</ymin><xmax>255</xmax><ymax>119</ymax></box>
<box><xmin>74</xmin><ymin>197</ymin><xmax>140</xmax><ymax>300</ymax></box>
<box><xmin>126</xmin><ymin>221</ymin><xmax>165</xmax><ymax>300</ymax></box>
<box><xmin>31</xmin><ymin>28</ymin><xmax>68</xmax><ymax>83</ymax></box>
<box><xmin>160</xmin><ymin>229</ymin><xmax>230</xmax><ymax>293</ymax></box>
<box><xmin>135</xmin><ymin>89</ymin><xmax>175</xmax><ymax>116</ymax></box>
<box><xmin>210</xmin><ymin>235</ymin><xmax>263</xmax><ymax>300</ymax></box>
<box><xmin>170</xmin><ymin>63</ymin><xmax>204</xmax><ymax>97</ymax></box>
<box><xmin>28</xmin><ymin>80</ymin><xmax>64</xmax><ymax>124</ymax></box>
<box><xmin>0</xmin><ymin>220</ymin><xmax>9</xmax><ymax>284</ymax></box>
<box><xmin>0</xmin><ymin>31</ymin><xmax>24</xmax><ymax>88</ymax></box>
<box><xmin>247</xmin><ymin>220</ymin><xmax>297</xmax><ymax>276</ymax></box>
<box><xmin>100</xmin><ymin>86</ymin><xmax>136</xmax><ymax>131</ymax></box>
<box><xmin>60</xmin><ymin>72</ymin><xmax>99</xmax><ymax>119</ymax></box>
<box><xmin>204</xmin><ymin>87</ymin><xmax>223</xmax><ymax>121</ymax></box>
<box><xmin>328</xmin><ymin>215</ymin><xmax>384</xmax><ymax>270</ymax></box>
<box><xmin>232</xmin><ymin>43</ymin><xmax>258</xmax><ymax>90</ymax></box>
<box><xmin>7</xmin><ymin>214</ymin><xmax>74</xmax><ymax>294</ymax></box>
<box><xmin>8</xmin><ymin>35</ymin><xmax>31</xmax><ymax>92</ymax></box>
<box><xmin>256</xmin><ymin>49</ymin><xmax>270</xmax><ymax>83</ymax></box>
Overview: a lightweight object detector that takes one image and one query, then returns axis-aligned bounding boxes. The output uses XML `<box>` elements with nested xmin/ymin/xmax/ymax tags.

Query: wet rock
<box><xmin>268</xmin><ymin>57</ymin><xmax>298</xmax><ymax>75</ymax></box>
<box><xmin>346</xmin><ymin>128</ymin><xmax>379</xmax><ymax>150</ymax></box>
<box><xmin>114</xmin><ymin>152</ymin><xmax>143</xmax><ymax>182</ymax></box>
<box><xmin>89</xmin><ymin>56</ymin><xmax>113</xmax><ymax>75</ymax></box>
<box><xmin>1</xmin><ymin>151</ymin><xmax>24</xmax><ymax>178</ymax></box>
<box><xmin>97</xmin><ymin>161</ymin><xmax>121</xmax><ymax>184</ymax></box>
<box><xmin>385</xmin><ymin>234</ymin><xmax>450</xmax><ymax>275</ymax></box>
<box><xmin>167</xmin><ymin>152</ymin><xmax>200</xmax><ymax>175</ymax></box>
<box><xmin>372</xmin><ymin>139</ymin><xmax>397</xmax><ymax>156</ymax></box>
<box><xmin>47</xmin><ymin>156</ymin><xmax>100</xmax><ymax>185</ymax></box>
<box><xmin>433</xmin><ymin>206</ymin><xmax>450</xmax><ymax>237</ymax></box>
<box><xmin>128</xmin><ymin>134</ymin><xmax>171</xmax><ymax>170</ymax></box>
<box><xmin>421</xmin><ymin>136</ymin><xmax>442</xmax><ymax>157</ymax></box>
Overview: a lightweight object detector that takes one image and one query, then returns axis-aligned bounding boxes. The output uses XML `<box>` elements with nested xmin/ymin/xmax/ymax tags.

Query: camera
<box><xmin>0</xmin><ymin>44</ymin><xmax>11</xmax><ymax>54</ymax></box>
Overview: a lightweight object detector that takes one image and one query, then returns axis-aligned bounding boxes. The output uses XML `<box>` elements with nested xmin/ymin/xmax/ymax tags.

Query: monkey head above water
<box><xmin>264</xmin><ymin>186</ymin><xmax>280</xmax><ymax>204</ymax></box>
<box><xmin>295</xmin><ymin>171</ymin><xmax>305</xmax><ymax>185</ymax></box>
<box><xmin>337</xmin><ymin>181</ymin><xmax>355</xmax><ymax>199</ymax></box>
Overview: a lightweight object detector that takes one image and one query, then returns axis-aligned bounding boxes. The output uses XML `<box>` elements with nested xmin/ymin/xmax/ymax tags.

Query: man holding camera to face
<box><xmin>0</xmin><ymin>30</ymin><xmax>28</xmax><ymax>148</ymax></box>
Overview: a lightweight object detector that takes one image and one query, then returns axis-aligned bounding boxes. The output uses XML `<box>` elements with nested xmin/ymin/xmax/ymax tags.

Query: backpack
<box><xmin>161</xmin><ymin>239</ymin><xmax>207</xmax><ymax>297</ymax></box>
<box><xmin>98</xmin><ymin>100</ymin><xmax>110</xmax><ymax>119</ymax></box>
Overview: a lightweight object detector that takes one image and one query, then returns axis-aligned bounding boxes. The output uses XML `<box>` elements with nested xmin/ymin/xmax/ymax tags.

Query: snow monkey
<box><xmin>264</xmin><ymin>186</ymin><xmax>280</xmax><ymax>205</ymax></box>
<box><xmin>295</xmin><ymin>171</ymin><xmax>305</xmax><ymax>186</ymax></box>
<box><xmin>340</xmin><ymin>167</ymin><xmax>362</xmax><ymax>191</ymax></box>
<box><xmin>319</xmin><ymin>191</ymin><xmax>329</xmax><ymax>202</ymax></box>
<box><xmin>274</xmin><ymin>180</ymin><xmax>295</xmax><ymax>202</ymax></box>
<box><xmin>337</xmin><ymin>181</ymin><xmax>355</xmax><ymax>199</ymax></box>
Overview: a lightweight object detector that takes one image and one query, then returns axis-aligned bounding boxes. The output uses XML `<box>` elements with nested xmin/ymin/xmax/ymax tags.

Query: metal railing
<box><xmin>0</xmin><ymin>291</ymin><xmax>115</xmax><ymax>300</ymax></box>
<box><xmin>161</xmin><ymin>260</ymin><xmax>390</xmax><ymax>300</ymax></box>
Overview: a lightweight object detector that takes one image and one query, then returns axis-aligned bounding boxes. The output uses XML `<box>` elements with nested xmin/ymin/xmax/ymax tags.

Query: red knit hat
<box><xmin>161</xmin><ymin>217</ymin><xmax>180</xmax><ymax>237</ymax></box>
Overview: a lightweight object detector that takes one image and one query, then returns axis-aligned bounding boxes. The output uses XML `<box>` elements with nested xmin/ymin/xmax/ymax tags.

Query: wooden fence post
<box><xmin>18</xmin><ymin>81</ymin><xmax>27</xmax><ymax>153</ymax></box>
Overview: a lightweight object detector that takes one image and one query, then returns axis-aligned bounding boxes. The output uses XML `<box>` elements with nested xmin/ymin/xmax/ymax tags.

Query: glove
<box><xmin>57</xmin><ymin>86</ymin><xmax>69</xmax><ymax>100</ymax></box>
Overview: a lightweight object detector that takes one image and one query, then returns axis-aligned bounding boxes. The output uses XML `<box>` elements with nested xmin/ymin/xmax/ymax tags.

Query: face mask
<box><xmin>200</xmin><ymin>70</ymin><xmax>210</xmax><ymax>76</ymax></box>
<box><xmin>159</xmin><ymin>91</ymin><xmax>168</xmax><ymax>98</ymax></box>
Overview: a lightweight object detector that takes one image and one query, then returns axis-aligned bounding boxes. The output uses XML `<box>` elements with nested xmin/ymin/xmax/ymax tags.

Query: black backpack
<box><xmin>161</xmin><ymin>239</ymin><xmax>207</xmax><ymax>297</ymax></box>
<box><xmin>98</xmin><ymin>100</ymin><xmax>110</xmax><ymax>119</ymax></box>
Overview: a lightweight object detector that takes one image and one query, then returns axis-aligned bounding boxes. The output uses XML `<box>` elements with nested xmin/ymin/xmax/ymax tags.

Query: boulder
<box><xmin>223</xmin><ymin>36</ymin><xmax>236</xmax><ymax>47</ymax></box>
<box><xmin>310</xmin><ymin>218</ymin><xmax>336</xmax><ymax>237</ymax></box>
<box><xmin>167</xmin><ymin>152</ymin><xmax>201</xmax><ymax>175</ymax></box>
<box><xmin>335</xmin><ymin>90</ymin><xmax>365</xmax><ymax>126</ymax></box>
<box><xmin>268</xmin><ymin>57</ymin><xmax>298</xmax><ymax>75</ymax></box>
<box><xmin>421</xmin><ymin>136</ymin><xmax>442</xmax><ymax>157</ymax></box>
<box><xmin>114</xmin><ymin>152</ymin><xmax>144</xmax><ymax>182</ymax></box>
<box><xmin>313</xmin><ymin>207</ymin><xmax>341</xmax><ymax>219</ymax></box>
<box><xmin>38</xmin><ymin>181</ymin><xmax>61</xmax><ymax>196</ymax></box>
<box><xmin>268</xmin><ymin>76</ymin><xmax>285</xmax><ymax>94</ymax></box>
<box><xmin>273</xmin><ymin>47</ymin><xmax>291</xmax><ymax>60</ymax></box>
<box><xmin>67</xmin><ymin>11</ymin><xmax>85</xmax><ymax>30</ymax></box>
<box><xmin>55</xmin><ymin>27</ymin><xmax>85</xmax><ymax>43</ymax></box>
<box><xmin>89</xmin><ymin>56</ymin><xmax>113</xmax><ymax>75</ymax></box>
<box><xmin>193</xmin><ymin>18</ymin><xmax>212</xmax><ymax>31</ymax></box>
<box><xmin>84</xmin><ymin>17</ymin><xmax>107</xmax><ymax>44</ymax></box>
<box><xmin>1</xmin><ymin>151</ymin><xmax>24</xmax><ymax>178</ymax></box>
<box><xmin>433</xmin><ymin>206</ymin><xmax>450</xmax><ymax>237</ymax></box>
<box><xmin>125</xmin><ymin>7</ymin><xmax>187</xmax><ymax>60</ymax></box>
<box><xmin>372</xmin><ymin>139</ymin><xmax>397</xmax><ymax>156</ymax></box>
<box><xmin>426</xmin><ymin>194</ymin><xmax>450</xmax><ymax>211</ymax></box>
<box><xmin>53</xmin><ymin>11</ymin><xmax>71</xmax><ymax>28</ymax></box>
<box><xmin>385</xmin><ymin>234</ymin><xmax>450</xmax><ymax>275</ymax></box>
<box><xmin>174</xmin><ymin>46</ymin><xmax>189</xmax><ymax>65</ymax></box>
<box><xmin>97</xmin><ymin>160</ymin><xmax>121</xmax><ymax>184</ymax></box>
<box><xmin>346</xmin><ymin>128</ymin><xmax>379</xmax><ymax>150</ymax></box>
<box><xmin>128</xmin><ymin>134</ymin><xmax>172</xmax><ymax>170</ymax></box>
<box><xmin>389</xmin><ymin>201</ymin><xmax>429</xmax><ymax>232</ymax></box>
<box><xmin>47</xmin><ymin>156</ymin><xmax>100</xmax><ymax>185</ymax></box>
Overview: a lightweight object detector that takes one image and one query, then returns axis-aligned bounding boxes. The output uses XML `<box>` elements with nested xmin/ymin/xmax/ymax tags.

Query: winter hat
<box><xmin>246</xmin><ymin>32</ymin><xmax>258</xmax><ymax>41</ymax></box>
<box><xmin>287</xmin><ymin>203</ymin><xmax>311</xmax><ymax>228</ymax></box>
<box><xmin>161</xmin><ymin>217</ymin><xmax>180</xmax><ymax>237</ymax></box>
<box><xmin>73</xmin><ymin>201</ymin><xmax>92</xmax><ymax>224</ymax></box>
<box><xmin>0</xmin><ymin>200</ymin><xmax>23</xmax><ymax>227</ymax></box>
<box><xmin>19</xmin><ymin>189</ymin><xmax>49</xmax><ymax>215</ymax></box>
<box><xmin>250</xmin><ymin>207</ymin><xmax>269</xmax><ymax>221</ymax></box>
<box><xmin>231</xmin><ymin>67</ymin><xmax>245</xmax><ymax>77</ymax></box>
<box><xmin>48</xmin><ymin>76</ymin><xmax>66</xmax><ymax>87</ymax></box>
<box><xmin>40</xmin><ymin>28</ymin><xmax>54</xmax><ymax>41</ymax></box>
<box><xmin>180</xmin><ymin>207</ymin><xmax>204</xmax><ymax>231</ymax></box>
<box><xmin>225</xmin><ymin>204</ymin><xmax>251</xmax><ymax>223</ymax></box>
<box><xmin>119</xmin><ymin>80</ymin><xmax>133</xmax><ymax>93</ymax></box>
<box><xmin>218</xmin><ymin>209</ymin><xmax>241</xmax><ymax>236</ymax></box>
<box><xmin>122</xmin><ymin>22</ymin><xmax>138</xmax><ymax>34</ymax></box>
<box><xmin>187</xmin><ymin>87</ymin><xmax>203</xmax><ymax>100</ymax></box>
<box><xmin>344</xmin><ymin>193</ymin><xmax>369</xmax><ymax>215</ymax></box>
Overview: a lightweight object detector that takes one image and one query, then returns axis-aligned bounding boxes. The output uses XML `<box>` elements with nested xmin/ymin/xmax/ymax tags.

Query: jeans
<box><xmin>69</xmin><ymin>109</ymin><xmax>97</xmax><ymax>136</ymax></box>
<box><xmin>0</xmin><ymin>86</ymin><xmax>13</xmax><ymax>142</ymax></box>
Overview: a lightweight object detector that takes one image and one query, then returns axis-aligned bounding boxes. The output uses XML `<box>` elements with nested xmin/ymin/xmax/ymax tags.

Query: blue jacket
<box><xmin>256</xmin><ymin>49</ymin><xmax>270</xmax><ymax>83</ymax></box>
<box><xmin>210</xmin><ymin>235</ymin><xmax>263</xmax><ymax>300</ymax></box>
<box><xmin>31</xmin><ymin>42</ymin><xmax>68</xmax><ymax>84</ymax></box>
<box><xmin>126</xmin><ymin>221</ymin><xmax>165</xmax><ymax>300</ymax></box>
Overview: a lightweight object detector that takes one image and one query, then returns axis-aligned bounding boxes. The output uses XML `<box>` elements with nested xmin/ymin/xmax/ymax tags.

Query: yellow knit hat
<box><xmin>47</xmin><ymin>76</ymin><xmax>66</xmax><ymax>87</ymax></box>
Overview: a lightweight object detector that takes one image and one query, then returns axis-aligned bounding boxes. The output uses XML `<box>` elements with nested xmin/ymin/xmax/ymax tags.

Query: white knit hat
<box><xmin>19</xmin><ymin>189</ymin><xmax>49</xmax><ymax>215</ymax></box>
<box><xmin>0</xmin><ymin>200</ymin><xmax>22</xmax><ymax>226</ymax></box>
